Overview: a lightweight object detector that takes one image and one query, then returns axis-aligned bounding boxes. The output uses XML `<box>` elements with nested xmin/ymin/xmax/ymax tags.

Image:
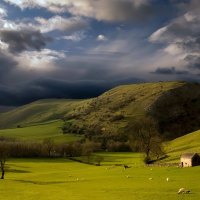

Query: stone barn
<box><xmin>180</xmin><ymin>153</ymin><xmax>200</xmax><ymax>167</ymax></box>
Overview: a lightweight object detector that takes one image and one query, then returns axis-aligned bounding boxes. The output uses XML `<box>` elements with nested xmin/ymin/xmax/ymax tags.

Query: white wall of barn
<box><xmin>180</xmin><ymin>158</ymin><xmax>192</xmax><ymax>167</ymax></box>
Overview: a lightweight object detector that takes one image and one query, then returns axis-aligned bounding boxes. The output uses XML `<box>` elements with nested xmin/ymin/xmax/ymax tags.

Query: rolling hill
<box><xmin>164</xmin><ymin>129</ymin><xmax>200</xmax><ymax>163</ymax></box>
<box><xmin>0</xmin><ymin>120</ymin><xmax>81</xmax><ymax>143</ymax></box>
<box><xmin>0</xmin><ymin>99</ymin><xmax>90</xmax><ymax>128</ymax></box>
<box><xmin>1</xmin><ymin>81</ymin><xmax>200</xmax><ymax>141</ymax></box>
<box><xmin>61</xmin><ymin>81</ymin><xmax>200</xmax><ymax>140</ymax></box>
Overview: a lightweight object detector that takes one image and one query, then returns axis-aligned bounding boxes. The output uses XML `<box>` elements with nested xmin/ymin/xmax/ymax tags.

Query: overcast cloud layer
<box><xmin>0</xmin><ymin>0</ymin><xmax>200</xmax><ymax>106</ymax></box>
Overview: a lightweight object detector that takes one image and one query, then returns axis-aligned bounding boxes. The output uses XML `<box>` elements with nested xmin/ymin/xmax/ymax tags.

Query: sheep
<box><xmin>178</xmin><ymin>188</ymin><xmax>185</xmax><ymax>194</ymax></box>
<box><xmin>126</xmin><ymin>175</ymin><xmax>130</xmax><ymax>178</ymax></box>
<box><xmin>166</xmin><ymin>177</ymin><xmax>169</xmax><ymax>182</ymax></box>
<box><xmin>149</xmin><ymin>177</ymin><xmax>153</xmax><ymax>180</ymax></box>
<box><xmin>177</xmin><ymin>188</ymin><xmax>190</xmax><ymax>194</ymax></box>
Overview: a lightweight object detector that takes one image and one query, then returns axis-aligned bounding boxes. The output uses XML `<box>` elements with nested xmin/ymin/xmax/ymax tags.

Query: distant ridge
<box><xmin>0</xmin><ymin>81</ymin><xmax>200</xmax><ymax>140</ymax></box>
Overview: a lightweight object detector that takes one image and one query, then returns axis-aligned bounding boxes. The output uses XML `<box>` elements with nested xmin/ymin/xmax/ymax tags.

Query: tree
<box><xmin>82</xmin><ymin>140</ymin><xmax>95</xmax><ymax>163</ymax></box>
<box><xmin>43</xmin><ymin>138</ymin><xmax>55</xmax><ymax>157</ymax></box>
<box><xmin>82</xmin><ymin>140</ymin><xmax>101</xmax><ymax>163</ymax></box>
<box><xmin>0</xmin><ymin>142</ymin><xmax>10</xmax><ymax>179</ymax></box>
<box><xmin>128</xmin><ymin>117</ymin><xmax>165</xmax><ymax>163</ymax></box>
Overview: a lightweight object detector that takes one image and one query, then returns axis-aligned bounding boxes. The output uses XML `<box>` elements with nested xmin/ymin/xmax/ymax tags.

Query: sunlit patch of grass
<box><xmin>164</xmin><ymin>129</ymin><xmax>200</xmax><ymax>162</ymax></box>
<box><xmin>0</xmin><ymin>153</ymin><xmax>200</xmax><ymax>200</ymax></box>
<box><xmin>0</xmin><ymin>120</ymin><xmax>81</xmax><ymax>143</ymax></box>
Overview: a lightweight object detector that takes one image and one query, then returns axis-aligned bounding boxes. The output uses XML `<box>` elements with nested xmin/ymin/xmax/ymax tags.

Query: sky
<box><xmin>0</xmin><ymin>0</ymin><xmax>200</xmax><ymax>106</ymax></box>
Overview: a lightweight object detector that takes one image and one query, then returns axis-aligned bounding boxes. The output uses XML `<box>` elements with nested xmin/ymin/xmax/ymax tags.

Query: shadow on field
<box><xmin>7</xmin><ymin>169</ymin><xmax>31</xmax><ymax>173</ymax></box>
<box><xmin>9</xmin><ymin>163</ymin><xmax>31</xmax><ymax>169</ymax></box>
<box><xmin>14</xmin><ymin>179</ymin><xmax>84</xmax><ymax>185</ymax></box>
<box><xmin>10</xmin><ymin>158</ymin><xmax>73</xmax><ymax>163</ymax></box>
<box><xmin>97</xmin><ymin>154</ymin><xmax>136</xmax><ymax>162</ymax></box>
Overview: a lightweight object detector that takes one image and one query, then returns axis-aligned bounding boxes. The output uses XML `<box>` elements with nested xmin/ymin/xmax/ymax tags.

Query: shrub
<box><xmin>106</xmin><ymin>141</ymin><xmax>131</xmax><ymax>152</ymax></box>
<box><xmin>110</xmin><ymin>114</ymin><xmax>125</xmax><ymax>122</ymax></box>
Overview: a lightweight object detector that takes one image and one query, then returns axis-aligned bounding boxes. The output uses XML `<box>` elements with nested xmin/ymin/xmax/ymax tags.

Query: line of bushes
<box><xmin>0</xmin><ymin>138</ymin><xmax>102</xmax><ymax>158</ymax></box>
<box><xmin>0</xmin><ymin>136</ymin><xmax>134</xmax><ymax>159</ymax></box>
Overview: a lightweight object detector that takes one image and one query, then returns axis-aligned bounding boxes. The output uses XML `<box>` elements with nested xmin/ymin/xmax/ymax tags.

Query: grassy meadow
<box><xmin>1</xmin><ymin>153</ymin><xmax>200</xmax><ymax>200</ymax></box>
<box><xmin>0</xmin><ymin>120</ymin><xmax>81</xmax><ymax>143</ymax></box>
<box><xmin>164</xmin><ymin>129</ymin><xmax>200</xmax><ymax>163</ymax></box>
<box><xmin>0</xmin><ymin>99</ymin><xmax>89</xmax><ymax>129</ymax></box>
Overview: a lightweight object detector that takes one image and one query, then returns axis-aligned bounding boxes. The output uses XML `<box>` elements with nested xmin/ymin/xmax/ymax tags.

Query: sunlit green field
<box><xmin>0</xmin><ymin>120</ymin><xmax>81</xmax><ymax>143</ymax></box>
<box><xmin>1</xmin><ymin>153</ymin><xmax>199</xmax><ymax>200</ymax></box>
<box><xmin>164</xmin><ymin>129</ymin><xmax>200</xmax><ymax>163</ymax></box>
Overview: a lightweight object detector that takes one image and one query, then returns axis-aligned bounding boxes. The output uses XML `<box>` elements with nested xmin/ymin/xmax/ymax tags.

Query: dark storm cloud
<box><xmin>0</xmin><ymin>85</ymin><xmax>18</xmax><ymax>106</ymax></box>
<box><xmin>0</xmin><ymin>79</ymin><xmax>111</xmax><ymax>106</ymax></box>
<box><xmin>152</xmin><ymin>67</ymin><xmax>189</xmax><ymax>75</ymax></box>
<box><xmin>0</xmin><ymin>29</ymin><xmax>51</xmax><ymax>53</ymax></box>
<box><xmin>176</xmin><ymin>37</ymin><xmax>200</xmax><ymax>53</ymax></box>
<box><xmin>184</xmin><ymin>55</ymin><xmax>200</xmax><ymax>69</ymax></box>
<box><xmin>0</xmin><ymin>77</ymin><xmax>143</xmax><ymax>106</ymax></box>
<box><xmin>0</xmin><ymin>51</ymin><xmax>17</xmax><ymax>80</ymax></box>
<box><xmin>32</xmin><ymin>79</ymin><xmax>111</xmax><ymax>99</ymax></box>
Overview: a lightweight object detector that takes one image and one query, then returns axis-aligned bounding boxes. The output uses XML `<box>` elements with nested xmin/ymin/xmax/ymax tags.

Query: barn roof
<box><xmin>181</xmin><ymin>153</ymin><xmax>199</xmax><ymax>159</ymax></box>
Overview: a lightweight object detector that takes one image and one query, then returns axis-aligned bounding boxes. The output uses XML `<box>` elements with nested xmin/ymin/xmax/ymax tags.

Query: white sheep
<box><xmin>177</xmin><ymin>188</ymin><xmax>190</xmax><ymax>194</ymax></box>
<box><xmin>149</xmin><ymin>177</ymin><xmax>153</xmax><ymax>180</ymax></box>
<box><xmin>166</xmin><ymin>177</ymin><xmax>169</xmax><ymax>182</ymax></box>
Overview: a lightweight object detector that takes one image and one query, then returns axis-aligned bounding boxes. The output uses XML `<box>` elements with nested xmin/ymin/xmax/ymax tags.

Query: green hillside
<box><xmin>0</xmin><ymin>120</ymin><xmax>81</xmax><ymax>143</ymax></box>
<box><xmin>62</xmin><ymin>81</ymin><xmax>200</xmax><ymax>139</ymax></box>
<box><xmin>164</xmin><ymin>129</ymin><xmax>200</xmax><ymax>163</ymax></box>
<box><xmin>0</xmin><ymin>99</ymin><xmax>90</xmax><ymax>128</ymax></box>
<box><xmin>1</xmin><ymin>81</ymin><xmax>200</xmax><ymax>141</ymax></box>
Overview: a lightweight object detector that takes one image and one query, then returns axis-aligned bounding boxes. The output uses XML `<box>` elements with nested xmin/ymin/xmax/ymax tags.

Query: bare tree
<box><xmin>128</xmin><ymin>117</ymin><xmax>165</xmax><ymax>163</ymax></box>
<box><xmin>82</xmin><ymin>141</ymin><xmax>94</xmax><ymax>163</ymax></box>
<box><xmin>43</xmin><ymin>138</ymin><xmax>55</xmax><ymax>157</ymax></box>
<box><xmin>0</xmin><ymin>142</ymin><xmax>10</xmax><ymax>179</ymax></box>
<box><xmin>82</xmin><ymin>140</ymin><xmax>101</xmax><ymax>163</ymax></box>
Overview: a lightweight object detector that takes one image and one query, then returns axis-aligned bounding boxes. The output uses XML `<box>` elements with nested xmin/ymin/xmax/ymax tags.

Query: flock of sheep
<box><xmin>124</xmin><ymin>166</ymin><xmax>191</xmax><ymax>195</ymax></box>
<box><xmin>70</xmin><ymin>164</ymin><xmax>191</xmax><ymax>195</ymax></box>
<box><xmin>148</xmin><ymin>177</ymin><xmax>191</xmax><ymax>194</ymax></box>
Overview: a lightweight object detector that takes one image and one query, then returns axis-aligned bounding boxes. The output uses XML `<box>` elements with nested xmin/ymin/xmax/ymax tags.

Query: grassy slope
<box><xmin>1</xmin><ymin>154</ymin><xmax>200</xmax><ymax>200</ymax></box>
<box><xmin>1</xmin><ymin>81</ymin><xmax>200</xmax><ymax>140</ymax></box>
<box><xmin>0</xmin><ymin>99</ymin><xmax>90</xmax><ymax>129</ymax></box>
<box><xmin>164</xmin><ymin>130</ymin><xmax>200</xmax><ymax>163</ymax></box>
<box><xmin>0</xmin><ymin>120</ymin><xmax>81</xmax><ymax>143</ymax></box>
<box><xmin>0</xmin><ymin>82</ymin><xmax>183</xmax><ymax>130</ymax></box>
<box><xmin>64</xmin><ymin>81</ymin><xmax>186</xmax><ymax>137</ymax></box>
